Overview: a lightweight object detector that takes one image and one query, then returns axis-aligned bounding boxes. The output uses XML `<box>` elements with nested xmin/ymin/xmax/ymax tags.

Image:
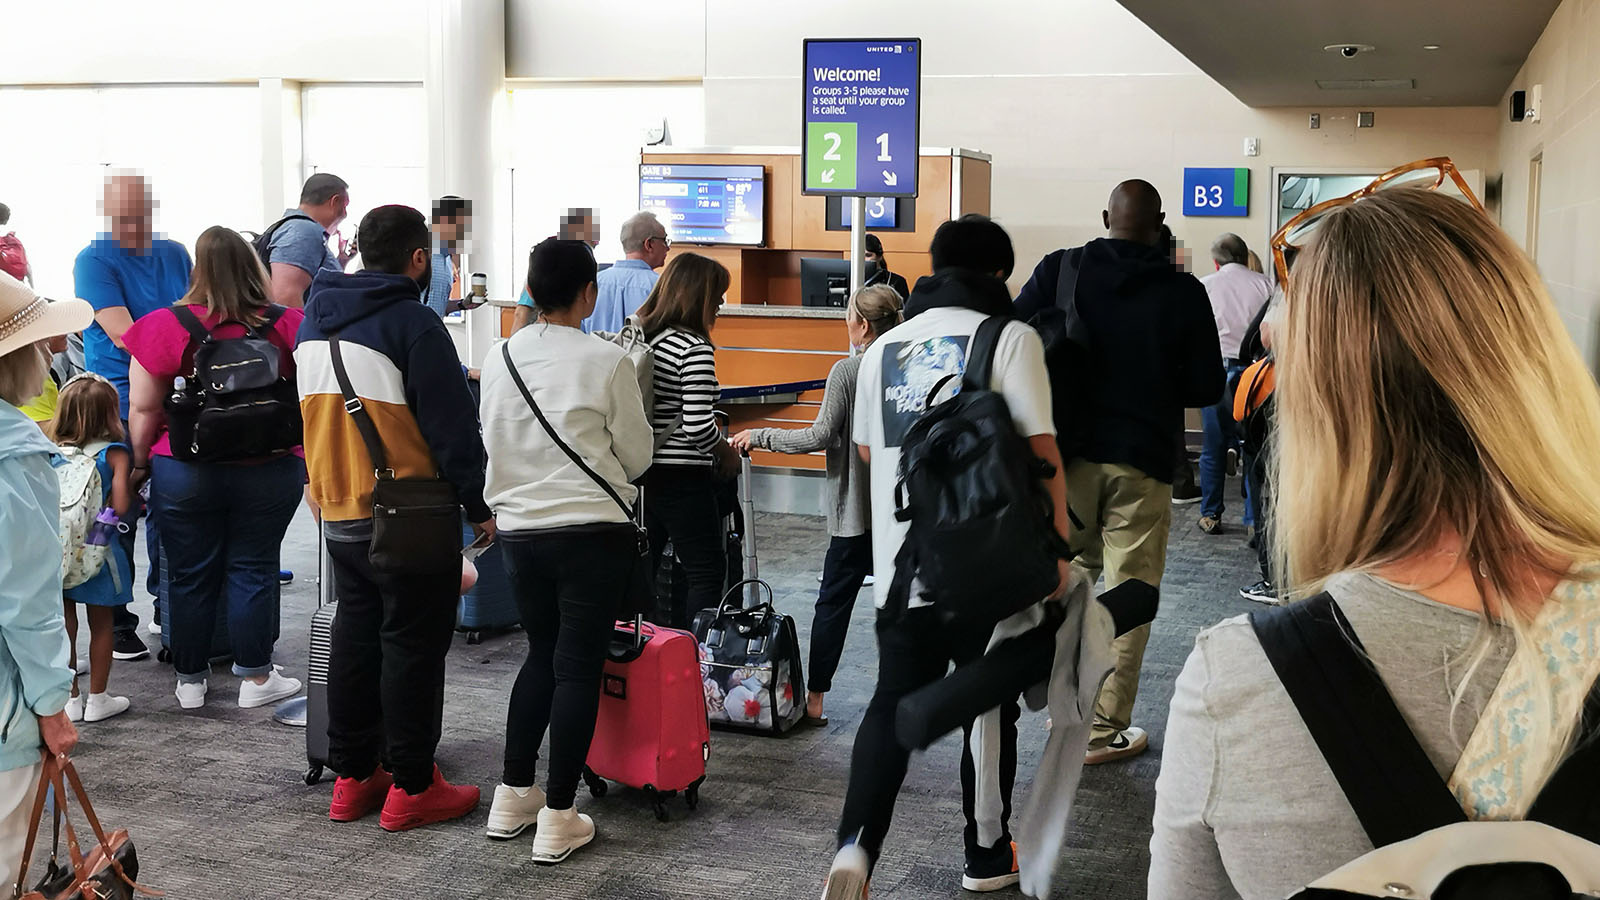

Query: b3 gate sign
<box><xmin>1183</xmin><ymin>167</ymin><xmax>1250</xmax><ymax>217</ymax></box>
<box><xmin>802</xmin><ymin>38</ymin><xmax>921</xmax><ymax>198</ymax></box>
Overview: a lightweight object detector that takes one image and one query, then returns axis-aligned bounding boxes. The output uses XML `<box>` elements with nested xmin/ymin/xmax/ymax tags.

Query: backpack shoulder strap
<box><xmin>1054</xmin><ymin>249</ymin><xmax>1081</xmax><ymax>314</ymax></box>
<box><xmin>168</xmin><ymin>305</ymin><xmax>212</xmax><ymax>345</ymax></box>
<box><xmin>1526</xmin><ymin>672</ymin><xmax>1600</xmax><ymax>842</ymax></box>
<box><xmin>962</xmin><ymin>316</ymin><xmax>1009</xmax><ymax>392</ymax></box>
<box><xmin>1250</xmin><ymin>593</ymin><xmax>1467</xmax><ymax>847</ymax></box>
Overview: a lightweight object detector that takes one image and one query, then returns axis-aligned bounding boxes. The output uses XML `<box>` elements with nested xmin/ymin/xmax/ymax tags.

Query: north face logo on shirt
<box><xmin>880</xmin><ymin>335</ymin><xmax>970</xmax><ymax>446</ymax></box>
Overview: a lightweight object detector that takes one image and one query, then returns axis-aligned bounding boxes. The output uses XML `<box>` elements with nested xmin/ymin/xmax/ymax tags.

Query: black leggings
<box><xmin>643</xmin><ymin>466</ymin><xmax>728</xmax><ymax>627</ymax></box>
<box><xmin>499</xmin><ymin>524</ymin><xmax>635</xmax><ymax>809</ymax></box>
<box><xmin>809</xmin><ymin>533</ymin><xmax>872</xmax><ymax>694</ymax></box>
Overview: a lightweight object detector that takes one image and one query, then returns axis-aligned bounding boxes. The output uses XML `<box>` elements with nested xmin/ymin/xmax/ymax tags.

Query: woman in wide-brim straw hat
<box><xmin>0</xmin><ymin>269</ymin><xmax>93</xmax><ymax>887</ymax></box>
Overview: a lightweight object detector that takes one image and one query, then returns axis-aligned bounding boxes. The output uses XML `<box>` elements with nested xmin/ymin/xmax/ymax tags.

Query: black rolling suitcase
<box><xmin>305</xmin><ymin>524</ymin><xmax>336</xmax><ymax>785</ymax></box>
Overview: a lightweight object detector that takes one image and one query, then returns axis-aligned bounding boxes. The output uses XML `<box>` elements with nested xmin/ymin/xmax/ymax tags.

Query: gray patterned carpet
<box><xmin>57</xmin><ymin>478</ymin><xmax>1260</xmax><ymax>899</ymax></box>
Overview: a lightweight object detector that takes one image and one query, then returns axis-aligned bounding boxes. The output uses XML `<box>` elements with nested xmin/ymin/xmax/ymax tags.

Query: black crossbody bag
<box><xmin>329</xmin><ymin>334</ymin><xmax>462</xmax><ymax>575</ymax></box>
<box><xmin>499</xmin><ymin>342</ymin><xmax>653</xmax><ymax>618</ymax></box>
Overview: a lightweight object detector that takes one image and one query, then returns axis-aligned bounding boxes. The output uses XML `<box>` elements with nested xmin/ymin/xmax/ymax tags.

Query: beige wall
<box><xmin>1496</xmin><ymin>0</ymin><xmax>1600</xmax><ymax>366</ymax></box>
<box><xmin>694</xmin><ymin>0</ymin><xmax>1501</xmax><ymax>287</ymax></box>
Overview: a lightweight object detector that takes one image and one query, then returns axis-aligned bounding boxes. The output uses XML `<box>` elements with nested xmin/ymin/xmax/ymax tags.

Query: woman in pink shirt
<box><xmin>123</xmin><ymin>226</ymin><xmax>306</xmax><ymax>712</ymax></box>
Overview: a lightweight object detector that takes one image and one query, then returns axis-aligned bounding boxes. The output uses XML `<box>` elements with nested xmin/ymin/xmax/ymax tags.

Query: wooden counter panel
<box><xmin>749</xmin><ymin>448</ymin><xmax>825</xmax><ymax>471</ymax></box>
<box><xmin>715</xmin><ymin>349</ymin><xmax>846</xmax><ymax>386</ymax></box>
<box><xmin>713</xmin><ymin>315</ymin><xmax>849</xmax><ymax>352</ymax></box>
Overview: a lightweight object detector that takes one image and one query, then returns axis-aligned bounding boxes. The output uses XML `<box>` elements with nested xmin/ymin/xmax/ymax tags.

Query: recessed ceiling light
<box><xmin>1423</xmin><ymin>44</ymin><xmax>1441</xmax><ymax>50</ymax></box>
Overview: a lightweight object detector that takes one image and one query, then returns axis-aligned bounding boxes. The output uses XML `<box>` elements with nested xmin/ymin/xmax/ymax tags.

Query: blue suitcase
<box><xmin>457</xmin><ymin>521</ymin><xmax>519</xmax><ymax>644</ymax></box>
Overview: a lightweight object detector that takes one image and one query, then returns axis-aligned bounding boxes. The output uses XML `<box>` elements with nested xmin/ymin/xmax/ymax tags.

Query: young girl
<box><xmin>51</xmin><ymin>373</ymin><xmax>133</xmax><ymax>723</ymax></box>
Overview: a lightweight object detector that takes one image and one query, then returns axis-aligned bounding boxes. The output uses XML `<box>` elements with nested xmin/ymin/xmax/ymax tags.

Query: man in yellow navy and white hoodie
<box><xmin>295</xmin><ymin>205</ymin><xmax>494</xmax><ymax>833</ymax></box>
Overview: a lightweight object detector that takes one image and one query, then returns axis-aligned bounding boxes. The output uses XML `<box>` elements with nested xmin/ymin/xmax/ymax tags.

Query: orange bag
<box><xmin>1233</xmin><ymin>358</ymin><xmax>1275</xmax><ymax>423</ymax></box>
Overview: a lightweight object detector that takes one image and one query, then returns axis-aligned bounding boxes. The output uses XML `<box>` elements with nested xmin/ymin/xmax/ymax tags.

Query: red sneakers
<box><xmin>328</xmin><ymin>769</ymin><xmax>394</xmax><ymax>823</ymax></box>
<box><xmin>378</xmin><ymin>765</ymin><xmax>481</xmax><ymax>833</ymax></box>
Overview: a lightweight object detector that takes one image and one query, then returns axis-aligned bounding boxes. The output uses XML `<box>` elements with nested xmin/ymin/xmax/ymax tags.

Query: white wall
<box><xmin>1496</xmin><ymin>0</ymin><xmax>1600</xmax><ymax>367</ymax></box>
<box><xmin>0</xmin><ymin>1</ymin><xmax>426</xmax><ymax>84</ymax></box>
<box><xmin>693</xmin><ymin>0</ymin><xmax>1502</xmax><ymax>286</ymax></box>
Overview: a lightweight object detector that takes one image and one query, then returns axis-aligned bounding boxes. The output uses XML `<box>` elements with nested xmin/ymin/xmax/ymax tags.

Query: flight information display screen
<box><xmin>638</xmin><ymin>164</ymin><xmax>766</xmax><ymax>246</ymax></box>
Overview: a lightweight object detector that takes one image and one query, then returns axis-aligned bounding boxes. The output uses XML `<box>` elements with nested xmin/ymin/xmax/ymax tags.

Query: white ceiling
<box><xmin>1114</xmin><ymin>0</ymin><xmax>1560</xmax><ymax>107</ymax></box>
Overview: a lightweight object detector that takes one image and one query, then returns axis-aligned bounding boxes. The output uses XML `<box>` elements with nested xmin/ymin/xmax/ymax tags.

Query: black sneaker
<box><xmin>1171</xmin><ymin>484</ymin><xmax>1201</xmax><ymax>506</ymax></box>
<box><xmin>1226</xmin><ymin>447</ymin><xmax>1239</xmax><ymax>476</ymax></box>
<box><xmin>1240</xmin><ymin>580</ymin><xmax>1279</xmax><ymax>605</ymax></box>
<box><xmin>112</xmin><ymin>632</ymin><xmax>151</xmax><ymax>662</ymax></box>
<box><xmin>962</xmin><ymin>840</ymin><xmax>1019</xmax><ymax>893</ymax></box>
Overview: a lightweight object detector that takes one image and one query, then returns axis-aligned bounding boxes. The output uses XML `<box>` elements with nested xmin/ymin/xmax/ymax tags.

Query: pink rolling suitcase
<box><xmin>582</xmin><ymin>616</ymin><xmax>710</xmax><ymax>821</ymax></box>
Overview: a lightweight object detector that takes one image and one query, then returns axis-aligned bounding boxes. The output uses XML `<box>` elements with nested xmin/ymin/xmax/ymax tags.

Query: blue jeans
<box><xmin>1199</xmin><ymin>363</ymin><xmax>1246</xmax><ymax>519</ymax></box>
<box><xmin>149</xmin><ymin>454</ymin><xmax>302</xmax><ymax>682</ymax></box>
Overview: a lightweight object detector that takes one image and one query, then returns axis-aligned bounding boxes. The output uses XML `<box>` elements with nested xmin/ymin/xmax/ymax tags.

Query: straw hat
<box><xmin>0</xmin><ymin>270</ymin><xmax>93</xmax><ymax>360</ymax></box>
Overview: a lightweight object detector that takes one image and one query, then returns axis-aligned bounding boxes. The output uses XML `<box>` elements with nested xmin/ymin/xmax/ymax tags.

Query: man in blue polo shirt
<box><xmin>74</xmin><ymin>172</ymin><xmax>193</xmax><ymax>662</ymax></box>
<box><xmin>581</xmin><ymin>210</ymin><xmax>668</xmax><ymax>334</ymax></box>
<box><xmin>266</xmin><ymin>173</ymin><xmax>352</xmax><ymax>308</ymax></box>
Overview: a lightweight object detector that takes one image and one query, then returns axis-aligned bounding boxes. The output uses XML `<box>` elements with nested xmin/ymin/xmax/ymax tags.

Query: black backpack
<box><xmin>1252</xmin><ymin>594</ymin><xmax>1600</xmax><ymax>899</ymax></box>
<box><xmin>164</xmin><ymin>306</ymin><xmax>303</xmax><ymax>463</ymax></box>
<box><xmin>1024</xmin><ymin>250</ymin><xmax>1092</xmax><ymax>461</ymax></box>
<box><xmin>886</xmin><ymin>316</ymin><xmax>1068</xmax><ymax>626</ymax></box>
<box><xmin>251</xmin><ymin>212</ymin><xmax>314</xmax><ymax>267</ymax></box>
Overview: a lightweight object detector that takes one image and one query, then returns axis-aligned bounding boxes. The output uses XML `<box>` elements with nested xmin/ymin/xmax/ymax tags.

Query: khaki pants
<box><xmin>0</xmin><ymin>761</ymin><xmax>41</xmax><ymax>891</ymax></box>
<box><xmin>1065</xmin><ymin>460</ymin><xmax>1172</xmax><ymax>747</ymax></box>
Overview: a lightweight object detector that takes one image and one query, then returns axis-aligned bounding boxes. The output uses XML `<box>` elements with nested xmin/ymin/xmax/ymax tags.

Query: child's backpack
<box><xmin>885</xmin><ymin>316</ymin><xmax>1068</xmax><ymax>626</ymax></box>
<box><xmin>1251</xmin><ymin>594</ymin><xmax>1600</xmax><ymax>899</ymax></box>
<box><xmin>55</xmin><ymin>442</ymin><xmax>111</xmax><ymax>590</ymax></box>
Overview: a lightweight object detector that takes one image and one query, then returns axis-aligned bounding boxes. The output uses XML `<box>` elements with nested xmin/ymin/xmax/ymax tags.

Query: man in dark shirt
<box><xmin>1013</xmin><ymin>180</ymin><xmax>1223</xmax><ymax>764</ymax></box>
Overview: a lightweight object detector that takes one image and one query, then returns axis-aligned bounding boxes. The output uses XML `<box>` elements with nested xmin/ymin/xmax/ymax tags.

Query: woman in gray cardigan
<box><xmin>732</xmin><ymin>284</ymin><xmax>901</xmax><ymax>726</ymax></box>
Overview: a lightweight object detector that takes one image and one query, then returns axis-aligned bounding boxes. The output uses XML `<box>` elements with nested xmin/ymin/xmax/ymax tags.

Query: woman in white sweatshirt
<box><xmin>477</xmin><ymin>238</ymin><xmax>653</xmax><ymax>864</ymax></box>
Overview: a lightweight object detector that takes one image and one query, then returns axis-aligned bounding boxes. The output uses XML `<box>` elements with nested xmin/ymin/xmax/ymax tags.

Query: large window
<box><xmin>302</xmin><ymin>84</ymin><xmax>429</xmax><ymax>263</ymax></box>
<box><xmin>508</xmin><ymin>83</ymin><xmax>705</xmax><ymax>288</ymax></box>
<box><xmin>0</xmin><ymin>85</ymin><xmax>260</xmax><ymax>297</ymax></box>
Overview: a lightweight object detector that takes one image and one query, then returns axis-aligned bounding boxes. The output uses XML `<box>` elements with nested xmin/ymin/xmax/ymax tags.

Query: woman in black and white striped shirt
<box><xmin>635</xmin><ymin>253</ymin><xmax>739</xmax><ymax>626</ymax></box>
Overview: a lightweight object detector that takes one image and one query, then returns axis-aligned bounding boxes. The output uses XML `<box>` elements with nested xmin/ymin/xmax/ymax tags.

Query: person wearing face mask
<box><xmin>862</xmin><ymin>234</ymin><xmax>910</xmax><ymax>300</ymax></box>
<box><xmin>731</xmin><ymin>284</ymin><xmax>902</xmax><ymax>726</ymax></box>
<box><xmin>296</xmin><ymin>204</ymin><xmax>494</xmax><ymax>832</ymax></box>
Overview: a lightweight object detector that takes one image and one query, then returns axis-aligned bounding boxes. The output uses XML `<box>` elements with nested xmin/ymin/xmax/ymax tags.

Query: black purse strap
<box><xmin>327</xmin><ymin>334</ymin><xmax>392</xmax><ymax>477</ymax></box>
<box><xmin>500</xmin><ymin>342</ymin><xmax>640</xmax><ymax>526</ymax></box>
<box><xmin>1250</xmin><ymin>593</ymin><xmax>1468</xmax><ymax>848</ymax></box>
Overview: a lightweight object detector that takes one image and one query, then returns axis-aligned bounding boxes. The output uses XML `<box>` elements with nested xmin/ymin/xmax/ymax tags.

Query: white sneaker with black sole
<box><xmin>486</xmin><ymin>783</ymin><xmax>546</xmax><ymax>840</ymax></box>
<box><xmin>1084</xmin><ymin>726</ymin><xmax>1148</xmax><ymax>765</ymax></box>
<box><xmin>529</xmin><ymin>806</ymin><xmax>595</xmax><ymax>865</ymax></box>
<box><xmin>821</xmin><ymin>842</ymin><xmax>871</xmax><ymax>900</ymax></box>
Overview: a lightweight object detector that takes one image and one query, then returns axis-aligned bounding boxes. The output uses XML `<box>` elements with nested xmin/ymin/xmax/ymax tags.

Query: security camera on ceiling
<box><xmin>1324</xmin><ymin>43</ymin><xmax>1376</xmax><ymax>59</ymax></box>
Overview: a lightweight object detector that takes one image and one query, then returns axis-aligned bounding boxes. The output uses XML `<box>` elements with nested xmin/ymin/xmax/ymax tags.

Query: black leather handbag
<box><xmin>329</xmin><ymin>334</ymin><xmax>461</xmax><ymax>576</ymax></box>
<box><xmin>691</xmin><ymin>579</ymin><xmax>806</xmax><ymax>735</ymax></box>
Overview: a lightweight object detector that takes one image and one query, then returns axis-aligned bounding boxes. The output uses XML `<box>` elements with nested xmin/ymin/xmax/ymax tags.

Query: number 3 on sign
<box><xmin>823</xmin><ymin>133</ymin><xmax>842</xmax><ymax>161</ymax></box>
<box><xmin>1194</xmin><ymin>184</ymin><xmax>1224</xmax><ymax>208</ymax></box>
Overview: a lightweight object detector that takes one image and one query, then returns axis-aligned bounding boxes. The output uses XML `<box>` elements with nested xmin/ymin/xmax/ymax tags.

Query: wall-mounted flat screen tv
<box><xmin>639</xmin><ymin>163</ymin><xmax>766</xmax><ymax>246</ymax></box>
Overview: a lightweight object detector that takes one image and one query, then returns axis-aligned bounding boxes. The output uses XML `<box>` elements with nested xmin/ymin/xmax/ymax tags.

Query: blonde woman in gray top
<box><xmin>1150</xmin><ymin>184</ymin><xmax>1600</xmax><ymax>897</ymax></box>
<box><xmin>732</xmin><ymin>284</ymin><xmax>902</xmax><ymax>725</ymax></box>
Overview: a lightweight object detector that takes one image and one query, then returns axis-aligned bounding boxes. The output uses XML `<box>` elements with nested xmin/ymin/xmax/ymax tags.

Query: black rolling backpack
<box><xmin>1251</xmin><ymin>594</ymin><xmax>1600</xmax><ymax>899</ymax></box>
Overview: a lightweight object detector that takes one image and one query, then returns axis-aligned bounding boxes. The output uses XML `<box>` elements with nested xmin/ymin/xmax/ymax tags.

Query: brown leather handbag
<box><xmin>13</xmin><ymin>755</ymin><xmax>159</xmax><ymax>900</ymax></box>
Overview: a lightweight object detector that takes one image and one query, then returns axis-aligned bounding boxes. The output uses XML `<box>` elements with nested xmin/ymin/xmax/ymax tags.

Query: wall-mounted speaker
<box><xmin>1510</xmin><ymin>90</ymin><xmax>1527</xmax><ymax>123</ymax></box>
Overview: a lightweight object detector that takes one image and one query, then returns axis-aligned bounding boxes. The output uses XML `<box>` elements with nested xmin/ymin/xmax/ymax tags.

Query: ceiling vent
<box><xmin>1316</xmin><ymin>78</ymin><xmax>1416</xmax><ymax>91</ymax></box>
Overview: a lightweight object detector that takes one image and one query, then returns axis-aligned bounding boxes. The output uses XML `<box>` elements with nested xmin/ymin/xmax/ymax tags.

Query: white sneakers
<box><xmin>84</xmin><ymin>693</ymin><xmax>130</xmax><ymax>722</ymax></box>
<box><xmin>64</xmin><ymin>696</ymin><xmax>84</xmax><ymax>723</ymax></box>
<box><xmin>485</xmin><ymin>784</ymin><xmax>547</xmax><ymax>840</ymax></box>
<box><xmin>237</xmin><ymin>670</ymin><xmax>303</xmax><ymax>709</ymax></box>
<box><xmin>528</xmin><ymin>806</ymin><xmax>596</xmax><ymax>865</ymax></box>
<box><xmin>175</xmin><ymin>680</ymin><xmax>208</xmax><ymax>709</ymax></box>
